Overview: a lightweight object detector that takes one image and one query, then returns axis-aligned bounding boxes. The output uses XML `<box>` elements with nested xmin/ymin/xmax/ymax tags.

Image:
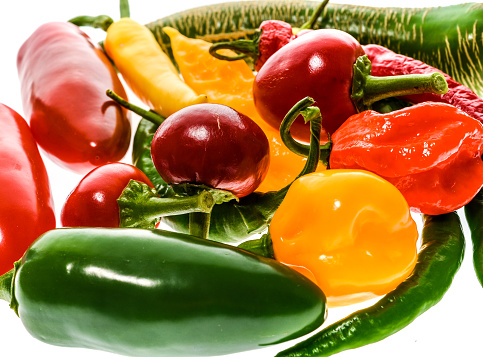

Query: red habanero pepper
<box><xmin>17</xmin><ymin>22</ymin><xmax>131</xmax><ymax>175</ymax></box>
<box><xmin>0</xmin><ymin>104</ymin><xmax>55</xmax><ymax>276</ymax></box>
<box><xmin>363</xmin><ymin>44</ymin><xmax>483</xmax><ymax>123</ymax></box>
<box><xmin>329</xmin><ymin>102</ymin><xmax>483</xmax><ymax>215</ymax></box>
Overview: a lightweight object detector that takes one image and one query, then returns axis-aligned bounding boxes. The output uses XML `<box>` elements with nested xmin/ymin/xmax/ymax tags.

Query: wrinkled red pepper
<box><xmin>329</xmin><ymin>102</ymin><xmax>483</xmax><ymax>215</ymax></box>
<box><xmin>363</xmin><ymin>44</ymin><xmax>483</xmax><ymax>123</ymax></box>
<box><xmin>17</xmin><ymin>22</ymin><xmax>131</xmax><ymax>174</ymax></box>
<box><xmin>0</xmin><ymin>104</ymin><xmax>55</xmax><ymax>275</ymax></box>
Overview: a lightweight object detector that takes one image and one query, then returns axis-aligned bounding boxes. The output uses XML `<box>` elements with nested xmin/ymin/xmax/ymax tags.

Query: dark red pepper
<box><xmin>151</xmin><ymin>103</ymin><xmax>270</xmax><ymax>198</ymax></box>
<box><xmin>0</xmin><ymin>104</ymin><xmax>55</xmax><ymax>275</ymax></box>
<box><xmin>17</xmin><ymin>22</ymin><xmax>131</xmax><ymax>174</ymax></box>
<box><xmin>363</xmin><ymin>44</ymin><xmax>483</xmax><ymax>123</ymax></box>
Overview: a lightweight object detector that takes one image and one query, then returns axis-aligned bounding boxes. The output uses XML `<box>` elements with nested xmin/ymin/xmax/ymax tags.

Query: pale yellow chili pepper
<box><xmin>104</xmin><ymin>19</ymin><xmax>207</xmax><ymax>118</ymax></box>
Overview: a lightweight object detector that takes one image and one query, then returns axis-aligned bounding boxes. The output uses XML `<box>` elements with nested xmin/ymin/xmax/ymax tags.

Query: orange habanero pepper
<box><xmin>270</xmin><ymin>170</ymin><xmax>419</xmax><ymax>307</ymax></box>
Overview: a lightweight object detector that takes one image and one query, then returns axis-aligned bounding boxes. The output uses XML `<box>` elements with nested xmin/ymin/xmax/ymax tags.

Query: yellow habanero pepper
<box><xmin>270</xmin><ymin>170</ymin><xmax>419</xmax><ymax>307</ymax></box>
<box><xmin>162</xmin><ymin>27</ymin><xmax>325</xmax><ymax>193</ymax></box>
<box><xmin>104</xmin><ymin>19</ymin><xmax>207</xmax><ymax>118</ymax></box>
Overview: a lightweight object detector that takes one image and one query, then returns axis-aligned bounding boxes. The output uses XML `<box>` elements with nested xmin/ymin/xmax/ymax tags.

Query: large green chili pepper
<box><xmin>0</xmin><ymin>227</ymin><xmax>327</xmax><ymax>357</ymax></box>
<box><xmin>464</xmin><ymin>187</ymin><xmax>483</xmax><ymax>287</ymax></box>
<box><xmin>273</xmin><ymin>212</ymin><xmax>465</xmax><ymax>357</ymax></box>
<box><xmin>147</xmin><ymin>1</ymin><xmax>483</xmax><ymax>96</ymax></box>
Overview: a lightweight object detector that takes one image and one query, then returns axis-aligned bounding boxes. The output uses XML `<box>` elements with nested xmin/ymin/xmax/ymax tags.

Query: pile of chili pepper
<box><xmin>2</xmin><ymin>0</ymin><xmax>483</xmax><ymax>357</ymax></box>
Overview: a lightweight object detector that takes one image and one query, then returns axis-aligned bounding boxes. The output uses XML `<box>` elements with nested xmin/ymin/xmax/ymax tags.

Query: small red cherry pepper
<box><xmin>17</xmin><ymin>22</ymin><xmax>131</xmax><ymax>174</ymax></box>
<box><xmin>363</xmin><ymin>44</ymin><xmax>483</xmax><ymax>124</ymax></box>
<box><xmin>329</xmin><ymin>102</ymin><xmax>483</xmax><ymax>215</ymax></box>
<box><xmin>0</xmin><ymin>104</ymin><xmax>55</xmax><ymax>275</ymax></box>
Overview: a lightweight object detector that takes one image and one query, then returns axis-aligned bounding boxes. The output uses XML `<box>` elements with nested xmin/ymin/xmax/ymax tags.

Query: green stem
<box><xmin>120</xmin><ymin>0</ymin><xmax>130</xmax><ymax>18</ymax></box>
<box><xmin>279</xmin><ymin>97</ymin><xmax>331</xmax><ymax>169</ymax></box>
<box><xmin>68</xmin><ymin>15</ymin><xmax>114</xmax><ymax>31</ymax></box>
<box><xmin>238</xmin><ymin>233</ymin><xmax>274</xmax><ymax>258</ymax></box>
<box><xmin>189</xmin><ymin>212</ymin><xmax>212</xmax><ymax>240</ymax></box>
<box><xmin>0</xmin><ymin>268</ymin><xmax>14</xmax><ymax>303</ymax></box>
<box><xmin>209</xmin><ymin>34</ymin><xmax>260</xmax><ymax>62</ymax></box>
<box><xmin>118</xmin><ymin>180</ymin><xmax>215</xmax><ymax>229</ymax></box>
<box><xmin>106</xmin><ymin>89</ymin><xmax>165</xmax><ymax>126</ymax></box>
<box><xmin>298</xmin><ymin>0</ymin><xmax>329</xmax><ymax>30</ymax></box>
<box><xmin>351</xmin><ymin>55</ymin><xmax>448</xmax><ymax>112</ymax></box>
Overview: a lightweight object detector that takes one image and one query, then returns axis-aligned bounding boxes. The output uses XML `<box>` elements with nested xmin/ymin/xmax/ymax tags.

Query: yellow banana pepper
<box><xmin>270</xmin><ymin>170</ymin><xmax>419</xmax><ymax>307</ymax></box>
<box><xmin>104</xmin><ymin>19</ymin><xmax>207</xmax><ymax>118</ymax></box>
<box><xmin>163</xmin><ymin>27</ymin><xmax>325</xmax><ymax>193</ymax></box>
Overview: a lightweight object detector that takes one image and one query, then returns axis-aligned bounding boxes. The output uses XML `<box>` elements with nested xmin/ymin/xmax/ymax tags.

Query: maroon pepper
<box><xmin>17</xmin><ymin>22</ymin><xmax>131</xmax><ymax>174</ymax></box>
<box><xmin>364</xmin><ymin>44</ymin><xmax>483</xmax><ymax>123</ymax></box>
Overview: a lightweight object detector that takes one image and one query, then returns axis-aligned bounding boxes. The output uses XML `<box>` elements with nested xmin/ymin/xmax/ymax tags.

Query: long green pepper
<box><xmin>464</xmin><ymin>188</ymin><xmax>483</xmax><ymax>287</ymax></box>
<box><xmin>275</xmin><ymin>212</ymin><xmax>465</xmax><ymax>357</ymax></box>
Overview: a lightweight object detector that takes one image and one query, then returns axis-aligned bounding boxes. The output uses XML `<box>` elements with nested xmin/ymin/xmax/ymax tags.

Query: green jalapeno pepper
<box><xmin>464</xmin><ymin>188</ymin><xmax>483</xmax><ymax>287</ymax></box>
<box><xmin>0</xmin><ymin>227</ymin><xmax>327</xmax><ymax>357</ymax></box>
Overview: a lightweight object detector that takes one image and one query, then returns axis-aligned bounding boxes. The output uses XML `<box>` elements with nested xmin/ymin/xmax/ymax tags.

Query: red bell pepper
<box><xmin>329</xmin><ymin>102</ymin><xmax>483</xmax><ymax>215</ymax></box>
<box><xmin>17</xmin><ymin>22</ymin><xmax>131</xmax><ymax>174</ymax></box>
<box><xmin>0</xmin><ymin>104</ymin><xmax>55</xmax><ymax>275</ymax></box>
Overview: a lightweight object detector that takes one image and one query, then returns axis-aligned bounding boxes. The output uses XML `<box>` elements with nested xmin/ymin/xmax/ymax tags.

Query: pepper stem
<box><xmin>189</xmin><ymin>212</ymin><xmax>212</xmax><ymax>240</ymax></box>
<box><xmin>107</xmin><ymin>89</ymin><xmax>166</xmax><ymax>126</ymax></box>
<box><xmin>118</xmin><ymin>180</ymin><xmax>215</xmax><ymax>229</ymax></box>
<box><xmin>279</xmin><ymin>97</ymin><xmax>331</xmax><ymax>169</ymax></box>
<box><xmin>298</xmin><ymin>0</ymin><xmax>329</xmax><ymax>31</ymax></box>
<box><xmin>0</xmin><ymin>268</ymin><xmax>14</xmax><ymax>303</ymax></box>
<box><xmin>351</xmin><ymin>55</ymin><xmax>449</xmax><ymax>112</ymax></box>
<box><xmin>120</xmin><ymin>0</ymin><xmax>130</xmax><ymax>18</ymax></box>
<box><xmin>238</xmin><ymin>233</ymin><xmax>274</xmax><ymax>259</ymax></box>
<box><xmin>68</xmin><ymin>15</ymin><xmax>114</xmax><ymax>31</ymax></box>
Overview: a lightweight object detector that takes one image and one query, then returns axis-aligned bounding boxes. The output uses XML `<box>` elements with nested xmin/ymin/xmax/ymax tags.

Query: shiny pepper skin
<box><xmin>330</xmin><ymin>102</ymin><xmax>483</xmax><ymax>215</ymax></box>
<box><xmin>0</xmin><ymin>104</ymin><xmax>55</xmax><ymax>275</ymax></box>
<box><xmin>270</xmin><ymin>170</ymin><xmax>418</xmax><ymax>307</ymax></box>
<box><xmin>61</xmin><ymin>162</ymin><xmax>155</xmax><ymax>228</ymax></box>
<box><xmin>253</xmin><ymin>29</ymin><xmax>365</xmax><ymax>143</ymax></box>
<box><xmin>17</xmin><ymin>22</ymin><xmax>131</xmax><ymax>174</ymax></box>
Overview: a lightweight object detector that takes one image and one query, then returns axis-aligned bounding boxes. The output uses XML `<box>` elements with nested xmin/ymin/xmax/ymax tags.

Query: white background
<box><xmin>1</xmin><ymin>1</ymin><xmax>482</xmax><ymax>357</ymax></box>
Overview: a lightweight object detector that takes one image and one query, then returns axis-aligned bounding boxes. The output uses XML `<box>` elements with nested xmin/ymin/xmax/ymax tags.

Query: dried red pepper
<box><xmin>364</xmin><ymin>44</ymin><xmax>483</xmax><ymax>123</ymax></box>
<box><xmin>209</xmin><ymin>0</ymin><xmax>328</xmax><ymax>71</ymax></box>
<box><xmin>329</xmin><ymin>102</ymin><xmax>483</xmax><ymax>215</ymax></box>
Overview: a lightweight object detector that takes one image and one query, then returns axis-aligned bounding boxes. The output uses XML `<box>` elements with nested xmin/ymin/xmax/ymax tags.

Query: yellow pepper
<box><xmin>163</xmin><ymin>27</ymin><xmax>325</xmax><ymax>193</ymax></box>
<box><xmin>104</xmin><ymin>19</ymin><xmax>207</xmax><ymax>118</ymax></box>
<box><xmin>269</xmin><ymin>170</ymin><xmax>419</xmax><ymax>307</ymax></box>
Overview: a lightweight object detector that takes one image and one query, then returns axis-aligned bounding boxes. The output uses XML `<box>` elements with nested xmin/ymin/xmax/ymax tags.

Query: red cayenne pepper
<box><xmin>0</xmin><ymin>104</ymin><xmax>55</xmax><ymax>275</ymax></box>
<box><xmin>363</xmin><ymin>44</ymin><xmax>483</xmax><ymax>123</ymax></box>
<box><xmin>329</xmin><ymin>102</ymin><xmax>483</xmax><ymax>215</ymax></box>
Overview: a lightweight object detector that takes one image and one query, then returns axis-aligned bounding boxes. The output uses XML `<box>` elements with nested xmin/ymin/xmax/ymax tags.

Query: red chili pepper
<box><xmin>151</xmin><ymin>103</ymin><xmax>270</xmax><ymax>198</ymax></box>
<box><xmin>0</xmin><ymin>104</ymin><xmax>55</xmax><ymax>276</ymax></box>
<box><xmin>329</xmin><ymin>102</ymin><xmax>483</xmax><ymax>215</ymax></box>
<box><xmin>363</xmin><ymin>44</ymin><xmax>483</xmax><ymax>123</ymax></box>
<box><xmin>61</xmin><ymin>162</ymin><xmax>155</xmax><ymax>228</ymax></box>
<box><xmin>17</xmin><ymin>22</ymin><xmax>131</xmax><ymax>174</ymax></box>
<box><xmin>253</xmin><ymin>29</ymin><xmax>448</xmax><ymax>143</ymax></box>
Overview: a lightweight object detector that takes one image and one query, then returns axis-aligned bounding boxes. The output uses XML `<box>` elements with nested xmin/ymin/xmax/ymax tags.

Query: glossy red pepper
<box><xmin>61</xmin><ymin>163</ymin><xmax>155</xmax><ymax>228</ymax></box>
<box><xmin>0</xmin><ymin>104</ymin><xmax>55</xmax><ymax>276</ymax></box>
<box><xmin>363</xmin><ymin>44</ymin><xmax>483</xmax><ymax>123</ymax></box>
<box><xmin>151</xmin><ymin>103</ymin><xmax>270</xmax><ymax>198</ymax></box>
<box><xmin>330</xmin><ymin>102</ymin><xmax>483</xmax><ymax>215</ymax></box>
<box><xmin>17</xmin><ymin>22</ymin><xmax>131</xmax><ymax>174</ymax></box>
